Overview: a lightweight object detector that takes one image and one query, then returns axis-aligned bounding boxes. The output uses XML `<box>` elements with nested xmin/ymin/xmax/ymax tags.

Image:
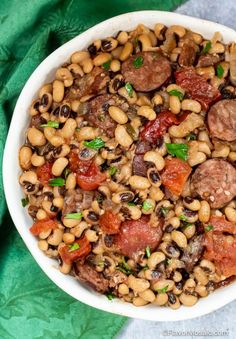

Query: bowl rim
<box><xmin>3</xmin><ymin>10</ymin><xmax>236</xmax><ymax>322</ymax></box>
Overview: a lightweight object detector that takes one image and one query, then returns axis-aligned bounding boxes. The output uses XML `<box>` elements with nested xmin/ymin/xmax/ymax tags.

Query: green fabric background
<box><xmin>0</xmin><ymin>1</ymin><xmax>186</xmax><ymax>338</ymax></box>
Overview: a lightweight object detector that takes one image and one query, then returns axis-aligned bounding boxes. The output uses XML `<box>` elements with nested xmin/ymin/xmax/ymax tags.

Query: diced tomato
<box><xmin>30</xmin><ymin>218</ymin><xmax>58</xmax><ymax>236</ymax></box>
<box><xmin>99</xmin><ymin>210</ymin><xmax>121</xmax><ymax>234</ymax></box>
<box><xmin>161</xmin><ymin>158</ymin><xmax>192</xmax><ymax>196</ymax></box>
<box><xmin>59</xmin><ymin>236</ymin><xmax>91</xmax><ymax>265</ymax></box>
<box><xmin>208</xmin><ymin>216</ymin><xmax>236</xmax><ymax>234</ymax></box>
<box><xmin>68</xmin><ymin>150</ymin><xmax>93</xmax><ymax>174</ymax></box>
<box><xmin>115</xmin><ymin>216</ymin><xmax>163</xmax><ymax>258</ymax></box>
<box><xmin>140</xmin><ymin>110</ymin><xmax>181</xmax><ymax>143</ymax></box>
<box><xmin>175</xmin><ymin>67</ymin><xmax>221</xmax><ymax>111</ymax></box>
<box><xmin>76</xmin><ymin>162</ymin><xmax>107</xmax><ymax>191</ymax></box>
<box><xmin>36</xmin><ymin>162</ymin><xmax>53</xmax><ymax>185</ymax></box>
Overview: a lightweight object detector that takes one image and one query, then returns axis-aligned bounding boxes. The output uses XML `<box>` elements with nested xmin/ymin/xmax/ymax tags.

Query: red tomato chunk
<box><xmin>99</xmin><ymin>210</ymin><xmax>121</xmax><ymax>234</ymax></box>
<box><xmin>36</xmin><ymin>162</ymin><xmax>53</xmax><ymax>185</ymax></box>
<box><xmin>59</xmin><ymin>236</ymin><xmax>91</xmax><ymax>265</ymax></box>
<box><xmin>30</xmin><ymin>218</ymin><xmax>58</xmax><ymax>236</ymax></box>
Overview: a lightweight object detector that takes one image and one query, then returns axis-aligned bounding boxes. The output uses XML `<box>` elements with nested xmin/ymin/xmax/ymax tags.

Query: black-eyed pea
<box><xmin>101</xmin><ymin>37</ymin><xmax>118</xmax><ymax>52</ymax></box>
<box><xmin>83</xmin><ymin>210</ymin><xmax>99</xmax><ymax>225</ymax></box>
<box><xmin>80</xmin><ymin>58</ymin><xmax>94</xmax><ymax>74</ymax></box>
<box><xmin>196</xmin><ymin>66</ymin><xmax>215</xmax><ymax>79</ymax></box>
<box><xmin>70</xmin><ymin>51</ymin><xmax>90</xmax><ymax>64</ymax></box>
<box><xmin>147</xmin><ymin>251</ymin><xmax>165</xmax><ymax>269</ymax></box>
<box><xmin>138</xmin><ymin>34</ymin><xmax>152</xmax><ymax>51</ymax></box>
<box><xmin>68</xmin><ymin>63</ymin><xmax>84</xmax><ymax>77</ymax></box>
<box><xmin>139</xmin><ymin>289</ymin><xmax>155</xmax><ymax>303</ymax></box>
<box><xmin>19</xmin><ymin>171</ymin><xmax>38</xmax><ymax>186</ymax></box>
<box><xmin>191</xmin><ymin>32</ymin><xmax>203</xmax><ymax>44</ymax></box>
<box><xmin>110</xmin><ymin>59</ymin><xmax>121</xmax><ymax>72</ymax></box>
<box><xmin>111</xmin><ymin>46</ymin><xmax>123</xmax><ymax>59</ymax></box>
<box><xmin>31</xmin><ymin>153</ymin><xmax>45</xmax><ymax>167</ymax></box>
<box><xmin>76</xmin><ymin>126</ymin><xmax>99</xmax><ymax>141</ymax></box>
<box><xmin>51</xmin><ymin>135</ymin><xmax>65</xmax><ymax>148</ymax></box>
<box><xmin>47</xmin><ymin>228</ymin><xmax>63</xmax><ymax>246</ymax></box>
<box><xmin>136</xmin><ymin>95</ymin><xmax>152</xmax><ymax>107</ymax></box>
<box><xmin>195</xmin><ymin>284</ymin><xmax>208</xmax><ymax>297</ymax></box>
<box><xmin>169</xmin><ymin>95</ymin><xmax>181</xmax><ymax>114</ymax></box>
<box><xmin>183</xmin><ymin>224</ymin><xmax>196</xmax><ymax>239</ymax></box>
<box><xmin>36</xmin><ymin>209</ymin><xmax>48</xmax><ymax>221</ymax></box>
<box><xmin>108</xmin><ymin>106</ymin><xmax>128</xmax><ymax>124</ymax></box>
<box><xmin>55</xmin><ymin>144</ymin><xmax>71</xmax><ymax>158</ymax></box>
<box><xmin>171</xmin><ymin>230</ymin><xmax>187</xmax><ymax>249</ymax></box>
<box><xmin>179</xmin><ymin>293</ymin><xmax>198</xmax><ymax>306</ymax></box>
<box><xmin>198</xmin><ymin>200</ymin><xmax>210</xmax><ymax>223</ymax></box>
<box><xmin>147</xmin><ymin>168</ymin><xmax>161</xmax><ymax>188</ymax></box>
<box><xmin>118</xmin><ymin>283</ymin><xmax>129</xmax><ymax>295</ymax></box>
<box><xmin>112</xmin><ymin>191</ymin><xmax>135</xmax><ymax>204</ymax></box>
<box><xmin>225</xmin><ymin>206</ymin><xmax>236</xmax><ymax>222</ymax></box>
<box><xmin>168</xmin><ymin>216</ymin><xmax>180</xmax><ymax>229</ymax></box>
<box><xmin>118</xmin><ymin>86</ymin><xmax>137</xmax><ymax>104</ymax></box>
<box><xmin>149</xmin><ymin>186</ymin><xmax>164</xmax><ymax>201</ymax></box>
<box><xmin>144</xmin><ymin>151</ymin><xmax>165</xmax><ymax>171</ymax></box>
<box><xmin>63</xmin><ymin>217</ymin><xmax>80</xmax><ymax>228</ymax></box>
<box><xmin>28</xmin><ymin>127</ymin><xmax>46</xmax><ymax>146</ymax></box>
<box><xmin>168</xmin><ymin>293</ymin><xmax>181</xmax><ymax>309</ymax></box>
<box><xmin>117</xmin><ymin>31</ymin><xmax>129</xmax><ymax>45</ymax></box>
<box><xmin>41</xmin><ymin>200</ymin><xmax>55</xmax><ymax>217</ymax></box>
<box><xmin>53</xmin><ymin>80</ymin><xmax>64</xmax><ymax>103</ymax></box>
<box><xmin>153</xmin><ymin>293</ymin><xmax>168</xmax><ymax>306</ymax></box>
<box><xmin>169</xmin><ymin>113</ymin><xmax>204</xmax><ymax>138</ymax></box>
<box><xmin>38</xmin><ymin>240</ymin><xmax>49</xmax><ymax>251</ymax></box>
<box><xmin>52</xmin><ymin>197</ymin><xmax>64</xmax><ymax>210</ymax></box>
<box><xmin>85</xmin><ymin>229</ymin><xmax>98</xmax><ymax>242</ymax></box>
<box><xmin>229</xmin><ymin>152</ymin><xmax>236</xmax><ymax>162</ymax></box>
<box><xmin>151</xmin><ymin>93</ymin><xmax>163</xmax><ymax>106</ymax></box>
<box><xmin>93</xmin><ymin>53</ymin><xmax>111</xmax><ymax>66</ymax></box>
<box><xmin>39</xmin><ymin>93</ymin><xmax>52</xmax><ymax>113</ymax></box>
<box><xmin>197</xmin><ymin>141</ymin><xmax>211</xmax><ymax>156</ymax></box>
<box><xmin>133</xmin><ymin>297</ymin><xmax>149</xmax><ymax>306</ymax></box>
<box><xmin>193</xmin><ymin>266</ymin><xmax>209</xmax><ymax>285</ymax></box>
<box><xmin>59</xmin><ymin>261</ymin><xmax>72</xmax><ymax>274</ymax></box>
<box><xmin>56</xmin><ymin>67</ymin><xmax>73</xmax><ymax>87</ymax></box>
<box><xmin>119</xmin><ymin>42</ymin><xmax>133</xmax><ymax>61</ymax></box>
<box><xmin>212</xmin><ymin>144</ymin><xmax>230</xmax><ymax>158</ymax></box>
<box><xmin>138</xmin><ymin>105</ymin><xmax>156</xmax><ymax>120</ymax></box>
<box><xmin>59</xmin><ymin>118</ymin><xmax>77</xmax><ymax>139</ymax></box>
<box><xmin>148</xmin><ymin>31</ymin><xmax>157</xmax><ymax>47</ymax></box>
<box><xmin>183</xmin><ymin>197</ymin><xmax>201</xmax><ymax>211</ymax></box>
<box><xmin>63</xmin><ymin>232</ymin><xmax>75</xmax><ymax>244</ymax></box>
<box><xmin>30</xmin><ymin>99</ymin><xmax>40</xmax><ymax>116</ymax></box>
<box><xmin>70</xmin><ymin>221</ymin><xmax>89</xmax><ymax>238</ymax></box>
<box><xmin>210</xmin><ymin>75</ymin><xmax>224</xmax><ymax>89</ymax></box>
<box><xmin>128</xmin><ymin>275</ymin><xmax>150</xmax><ymax>293</ymax></box>
<box><xmin>200</xmin><ymin>259</ymin><xmax>215</xmax><ymax>274</ymax></box>
<box><xmin>115</xmin><ymin>125</ymin><xmax>133</xmax><ymax>148</ymax></box>
<box><xmin>188</xmin><ymin>151</ymin><xmax>206</xmax><ymax>167</ymax></box>
<box><xmin>166</xmin><ymin>25</ymin><xmax>186</xmax><ymax>38</ymax></box>
<box><xmin>172</xmin><ymin>271</ymin><xmax>182</xmax><ymax>283</ymax></box>
<box><xmin>66</xmin><ymin>173</ymin><xmax>76</xmax><ymax>190</ymax></box>
<box><xmin>129</xmin><ymin>175</ymin><xmax>150</xmax><ymax>190</ymax></box>
<box><xmin>19</xmin><ymin>146</ymin><xmax>32</xmax><ymax>170</ymax></box>
<box><xmin>154</xmin><ymin>23</ymin><xmax>166</xmax><ymax>40</ymax></box>
<box><xmin>126</xmin><ymin>205</ymin><xmax>142</xmax><ymax>220</ymax></box>
<box><xmin>52</xmin><ymin>157</ymin><xmax>68</xmax><ymax>176</ymax></box>
<box><xmin>209</xmin><ymin>42</ymin><xmax>225</xmax><ymax>54</ymax></box>
<box><xmin>153</xmin><ymin>279</ymin><xmax>174</xmax><ymax>292</ymax></box>
<box><xmin>181</xmin><ymin>99</ymin><xmax>201</xmax><ymax>113</ymax></box>
<box><xmin>183</xmin><ymin>278</ymin><xmax>196</xmax><ymax>292</ymax></box>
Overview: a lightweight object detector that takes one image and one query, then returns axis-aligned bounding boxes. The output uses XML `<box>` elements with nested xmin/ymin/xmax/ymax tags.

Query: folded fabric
<box><xmin>0</xmin><ymin>0</ymin><xmax>186</xmax><ymax>338</ymax></box>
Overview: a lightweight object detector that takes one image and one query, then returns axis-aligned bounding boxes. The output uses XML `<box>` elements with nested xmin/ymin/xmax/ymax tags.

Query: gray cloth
<box><xmin>118</xmin><ymin>0</ymin><xmax>236</xmax><ymax>338</ymax></box>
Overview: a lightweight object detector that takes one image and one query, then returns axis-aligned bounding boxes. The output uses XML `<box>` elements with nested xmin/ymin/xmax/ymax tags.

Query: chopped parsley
<box><xmin>168</xmin><ymin>89</ymin><xmax>184</xmax><ymax>100</ymax></box>
<box><xmin>166</xmin><ymin>143</ymin><xmax>189</xmax><ymax>161</ymax></box>
<box><xmin>48</xmin><ymin>177</ymin><xmax>65</xmax><ymax>187</ymax></box>
<box><xmin>166</xmin><ymin>258</ymin><xmax>172</xmax><ymax>266</ymax></box>
<box><xmin>68</xmin><ymin>243</ymin><xmax>80</xmax><ymax>252</ymax></box>
<box><xmin>83</xmin><ymin>137</ymin><xmax>105</xmax><ymax>150</ymax></box>
<box><xmin>216</xmin><ymin>64</ymin><xmax>224</xmax><ymax>79</ymax></box>
<box><xmin>142</xmin><ymin>200</ymin><xmax>153</xmax><ymax>211</ymax></box>
<box><xmin>64</xmin><ymin>212</ymin><xmax>83</xmax><ymax>220</ymax></box>
<box><xmin>182</xmin><ymin>222</ymin><xmax>193</xmax><ymax>230</ymax></box>
<box><xmin>102</xmin><ymin>60</ymin><xmax>111</xmax><ymax>70</ymax></box>
<box><xmin>156</xmin><ymin>285</ymin><xmax>169</xmax><ymax>294</ymax></box>
<box><xmin>201</xmin><ymin>41</ymin><xmax>212</xmax><ymax>55</ymax></box>
<box><xmin>21</xmin><ymin>197</ymin><xmax>29</xmax><ymax>207</ymax></box>
<box><xmin>40</xmin><ymin>121</ymin><xmax>59</xmax><ymax>128</ymax></box>
<box><xmin>127</xmin><ymin>202</ymin><xmax>136</xmax><ymax>206</ymax></box>
<box><xmin>186</xmin><ymin>132</ymin><xmax>197</xmax><ymax>141</ymax></box>
<box><xmin>109</xmin><ymin>166</ymin><xmax>118</xmax><ymax>176</ymax></box>
<box><xmin>63</xmin><ymin>168</ymin><xmax>71</xmax><ymax>179</ymax></box>
<box><xmin>125</xmin><ymin>82</ymin><xmax>133</xmax><ymax>97</ymax></box>
<box><xmin>106</xmin><ymin>293</ymin><xmax>116</xmax><ymax>300</ymax></box>
<box><xmin>132</xmin><ymin>55</ymin><xmax>143</xmax><ymax>69</ymax></box>
<box><xmin>179</xmin><ymin>214</ymin><xmax>188</xmax><ymax>221</ymax></box>
<box><xmin>117</xmin><ymin>257</ymin><xmax>132</xmax><ymax>275</ymax></box>
<box><xmin>205</xmin><ymin>224</ymin><xmax>214</xmax><ymax>232</ymax></box>
<box><xmin>145</xmin><ymin>246</ymin><xmax>151</xmax><ymax>258</ymax></box>
<box><xmin>160</xmin><ymin>207</ymin><xmax>169</xmax><ymax>217</ymax></box>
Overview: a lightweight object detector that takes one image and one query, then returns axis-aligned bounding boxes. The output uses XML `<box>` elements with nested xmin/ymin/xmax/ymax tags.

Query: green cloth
<box><xmin>0</xmin><ymin>1</ymin><xmax>186</xmax><ymax>338</ymax></box>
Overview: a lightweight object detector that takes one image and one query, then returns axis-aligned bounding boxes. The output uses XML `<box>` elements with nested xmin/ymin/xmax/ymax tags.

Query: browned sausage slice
<box><xmin>178</xmin><ymin>41</ymin><xmax>196</xmax><ymax>67</ymax></box>
<box><xmin>132</xmin><ymin>141</ymin><xmax>151</xmax><ymax>176</ymax></box>
<box><xmin>80</xmin><ymin>94</ymin><xmax>129</xmax><ymax>137</ymax></box>
<box><xmin>121</xmin><ymin>52</ymin><xmax>171</xmax><ymax>92</ymax></box>
<box><xmin>207</xmin><ymin>99</ymin><xmax>236</xmax><ymax>141</ymax></box>
<box><xmin>191</xmin><ymin>159</ymin><xmax>236</xmax><ymax>208</ymax></box>
<box><xmin>74</xmin><ymin>263</ymin><xmax>109</xmax><ymax>293</ymax></box>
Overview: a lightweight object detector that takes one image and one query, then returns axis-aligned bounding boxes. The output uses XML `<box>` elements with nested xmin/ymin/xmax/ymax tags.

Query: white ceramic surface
<box><xmin>3</xmin><ymin>10</ymin><xmax>236</xmax><ymax>322</ymax></box>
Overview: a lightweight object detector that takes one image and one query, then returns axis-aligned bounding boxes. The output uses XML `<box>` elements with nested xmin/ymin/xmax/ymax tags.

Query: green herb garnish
<box><xmin>98</xmin><ymin>261</ymin><xmax>105</xmax><ymax>268</ymax></box>
<box><xmin>64</xmin><ymin>212</ymin><xmax>83</xmax><ymax>220</ymax></box>
<box><xmin>102</xmin><ymin>60</ymin><xmax>111</xmax><ymax>70</ymax></box>
<box><xmin>132</xmin><ymin>55</ymin><xmax>143</xmax><ymax>69</ymax></box>
<box><xmin>117</xmin><ymin>257</ymin><xmax>132</xmax><ymax>275</ymax></box>
<box><xmin>40</xmin><ymin>121</ymin><xmax>59</xmax><ymax>128</ymax></box>
<box><xmin>179</xmin><ymin>214</ymin><xmax>187</xmax><ymax>221</ymax></box>
<box><xmin>106</xmin><ymin>293</ymin><xmax>116</xmax><ymax>300</ymax></box>
<box><xmin>21</xmin><ymin>197</ymin><xmax>29</xmax><ymax>207</ymax></box>
<box><xmin>166</xmin><ymin>143</ymin><xmax>189</xmax><ymax>161</ymax></box>
<box><xmin>167</xmin><ymin>258</ymin><xmax>172</xmax><ymax>266</ymax></box>
<box><xmin>127</xmin><ymin>202</ymin><xmax>136</xmax><ymax>206</ymax></box>
<box><xmin>142</xmin><ymin>200</ymin><xmax>153</xmax><ymax>211</ymax></box>
<box><xmin>126</xmin><ymin>124</ymin><xmax>137</xmax><ymax>140</ymax></box>
<box><xmin>125</xmin><ymin>82</ymin><xmax>133</xmax><ymax>97</ymax></box>
<box><xmin>133</xmin><ymin>37</ymin><xmax>139</xmax><ymax>48</ymax></box>
<box><xmin>160</xmin><ymin>207</ymin><xmax>169</xmax><ymax>217</ymax></box>
<box><xmin>156</xmin><ymin>285</ymin><xmax>169</xmax><ymax>294</ymax></box>
<box><xmin>201</xmin><ymin>41</ymin><xmax>212</xmax><ymax>55</ymax></box>
<box><xmin>216</xmin><ymin>64</ymin><xmax>224</xmax><ymax>79</ymax></box>
<box><xmin>109</xmin><ymin>166</ymin><xmax>118</xmax><ymax>176</ymax></box>
<box><xmin>205</xmin><ymin>224</ymin><xmax>214</xmax><ymax>232</ymax></box>
<box><xmin>76</xmin><ymin>128</ymin><xmax>81</xmax><ymax>132</ymax></box>
<box><xmin>63</xmin><ymin>168</ymin><xmax>71</xmax><ymax>179</ymax></box>
<box><xmin>186</xmin><ymin>133</ymin><xmax>197</xmax><ymax>141</ymax></box>
<box><xmin>145</xmin><ymin>246</ymin><xmax>151</xmax><ymax>258</ymax></box>
<box><xmin>68</xmin><ymin>243</ymin><xmax>80</xmax><ymax>252</ymax></box>
<box><xmin>143</xmin><ymin>265</ymin><xmax>149</xmax><ymax>271</ymax></box>
<box><xmin>48</xmin><ymin>178</ymin><xmax>65</xmax><ymax>186</ymax></box>
<box><xmin>168</xmin><ymin>89</ymin><xmax>184</xmax><ymax>100</ymax></box>
<box><xmin>182</xmin><ymin>222</ymin><xmax>193</xmax><ymax>230</ymax></box>
<box><xmin>83</xmin><ymin>137</ymin><xmax>105</xmax><ymax>150</ymax></box>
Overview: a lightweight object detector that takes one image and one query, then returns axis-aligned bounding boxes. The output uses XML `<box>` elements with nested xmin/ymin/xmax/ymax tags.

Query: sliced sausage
<box><xmin>196</xmin><ymin>54</ymin><xmax>220</xmax><ymax>67</ymax></box>
<box><xmin>132</xmin><ymin>141</ymin><xmax>151</xmax><ymax>176</ymax></box>
<box><xmin>121</xmin><ymin>52</ymin><xmax>171</xmax><ymax>92</ymax></box>
<box><xmin>207</xmin><ymin>99</ymin><xmax>236</xmax><ymax>141</ymax></box>
<box><xmin>181</xmin><ymin>235</ymin><xmax>204</xmax><ymax>272</ymax></box>
<box><xmin>74</xmin><ymin>263</ymin><xmax>109</xmax><ymax>293</ymax></box>
<box><xmin>178</xmin><ymin>41</ymin><xmax>196</xmax><ymax>67</ymax></box>
<box><xmin>115</xmin><ymin>215</ymin><xmax>163</xmax><ymax>259</ymax></box>
<box><xmin>191</xmin><ymin>159</ymin><xmax>236</xmax><ymax>208</ymax></box>
<box><xmin>67</xmin><ymin>67</ymin><xmax>110</xmax><ymax>99</ymax></box>
<box><xmin>81</xmin><ymin>94</ymin><xmax>129</xmax><ymax>137</ymax></box>
<box><xmin>175</xmin><ymin>67</ymin><xmax>221</xmax><ymax>111</ymax></box>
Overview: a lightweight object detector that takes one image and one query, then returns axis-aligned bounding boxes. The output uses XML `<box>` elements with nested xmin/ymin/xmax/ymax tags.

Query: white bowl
<box><xmin>3</xmin><ymin>10</ymin><xmax>236</xmax><ymax>321</ymax></box>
